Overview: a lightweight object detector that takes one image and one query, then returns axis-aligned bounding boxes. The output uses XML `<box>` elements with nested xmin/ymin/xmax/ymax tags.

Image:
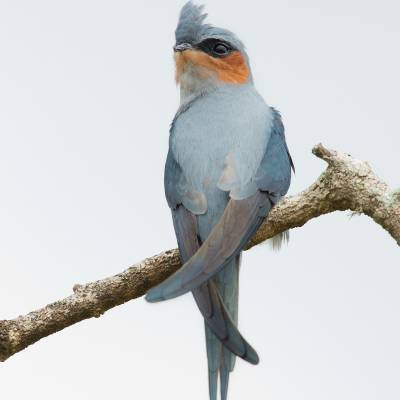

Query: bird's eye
<box><xmin>213</xmin><ymin>43</ymin><xmax>229</xmax><ymax>56</ymax></box>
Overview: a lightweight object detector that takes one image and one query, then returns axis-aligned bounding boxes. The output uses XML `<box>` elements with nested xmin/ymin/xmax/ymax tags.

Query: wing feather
<box><xmin>146</xmin><ymin>191</ymin><xmax>272</xmax><ymax>302</ymax></box>
<box><xmin>172</xmin><ymin>205</ymin><xmax>259</xmax><ymax>364</ymax></box>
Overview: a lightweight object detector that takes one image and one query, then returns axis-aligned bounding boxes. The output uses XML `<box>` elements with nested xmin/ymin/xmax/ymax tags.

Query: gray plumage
<box><xmin>145</xmin><ymin>3</ymin><xmax>293</xmax><ymax>399</ymax></box>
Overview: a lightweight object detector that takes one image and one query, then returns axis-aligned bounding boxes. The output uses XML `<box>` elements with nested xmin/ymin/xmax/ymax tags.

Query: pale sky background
<box><xmin>0</xmin><ymin>1</ymin><xmax>399</xmax><ymax>399</ymax></box>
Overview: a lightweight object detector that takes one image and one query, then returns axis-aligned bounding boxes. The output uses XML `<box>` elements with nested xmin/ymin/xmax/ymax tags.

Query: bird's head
<box><xmin>174</xmin><ymin>2</ymin><xmax>251</xmax><ymax>99</ymax></box>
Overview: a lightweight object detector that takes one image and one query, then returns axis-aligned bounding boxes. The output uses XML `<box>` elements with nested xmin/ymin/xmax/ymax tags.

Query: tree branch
<box><xmin>0</xmin><ymin>144</ymin><xmax>398</xmax><ymax>362</ymax></box>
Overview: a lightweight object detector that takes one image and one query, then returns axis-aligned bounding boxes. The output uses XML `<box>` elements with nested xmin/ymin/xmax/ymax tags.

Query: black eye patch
<box><xmin>196</xmin><ymin>38</ymin><xmax>234</xmax><ymax>58</ymax></box>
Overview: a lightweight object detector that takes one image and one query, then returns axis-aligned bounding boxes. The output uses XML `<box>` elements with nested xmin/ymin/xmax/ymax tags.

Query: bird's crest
<box><xmin>175</xmin><ymin>2</ymin><xmax>209</xmax><ymax>45</ymax></box>
<box><xmin>175</xmin><ymin>2</ymin><xmax>245</xmax><ymax>51</ymax></box>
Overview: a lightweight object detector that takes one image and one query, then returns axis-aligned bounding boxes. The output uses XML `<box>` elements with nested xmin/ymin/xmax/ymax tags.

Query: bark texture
<box><xmin>0</xmin><ymin>144</ymin><xmax>399</xmax><ymax>362</ymax></box>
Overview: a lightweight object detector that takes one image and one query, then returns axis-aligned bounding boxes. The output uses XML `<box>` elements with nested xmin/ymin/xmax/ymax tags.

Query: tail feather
<box><xmin>206</xmin><ymin>255</ymin><xmax>244</xmax><ymax>400</ymax></box>
<box><xmin>220</xmin><ymin>367</ymin><xmax>230</xmax><ymax>400</ymax></box>
<box><xmin>169</xmin><ymin>205</ymin><xmax>257</xmax><ymax>399</ymax></box>
<box><xmin>206</xmin><ymin>323</ymin><xmax>221</xmax><ymax>400</ymax></box>
<box><xmin>208</xmin><ymin>369</ymin><xmax>218</xmax><ymax>400</ymax></box>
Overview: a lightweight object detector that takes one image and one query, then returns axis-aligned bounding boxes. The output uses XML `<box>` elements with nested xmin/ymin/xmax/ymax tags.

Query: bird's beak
<box><xmin>173</xmin><ymin>43</ymin><xmax>193</xmax><ymax>53</ymax></box>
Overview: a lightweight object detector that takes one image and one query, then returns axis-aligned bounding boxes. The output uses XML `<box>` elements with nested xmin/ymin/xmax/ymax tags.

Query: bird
<box><xmin>145</xmin><ymin>2</ymin><xmax>294</xmax><ymax>399</ymax></box>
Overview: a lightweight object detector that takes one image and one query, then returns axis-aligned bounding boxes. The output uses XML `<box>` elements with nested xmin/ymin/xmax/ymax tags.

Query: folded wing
<box><xmin>146</xmin><ymin>108</ymin><xmax>293</xmax><ymax>303</ymax></box>
<box><xmin>172</xmin><ymin>204</ymin><xmax>259</xmax><ymax>364</ymax></box>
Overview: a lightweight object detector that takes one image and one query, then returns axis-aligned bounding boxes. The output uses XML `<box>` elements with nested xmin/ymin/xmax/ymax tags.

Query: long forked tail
<box><xmin>206</xmin><ymin>255</ymin><xmax>241</xmax><ymax>400</ymax></box>
<box><xmin>169</xmin><ymin>205</ymin><xmax>258</xmax><ymax>398</ymax></box>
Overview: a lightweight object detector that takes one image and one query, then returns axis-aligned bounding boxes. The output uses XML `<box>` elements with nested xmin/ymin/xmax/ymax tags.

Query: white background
<box><xmin>1</xmin><ymin>1</ymin><xmax>399</xmax><ymax>399</ymax></box>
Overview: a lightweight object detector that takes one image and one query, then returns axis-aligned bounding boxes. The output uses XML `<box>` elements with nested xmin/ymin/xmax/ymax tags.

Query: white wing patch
<box><xmin>217</xmin><ymin>152</ymin><xmax>238</xmax><ymax>191</ymax></box>
<box><xmin>182</xmin><ymin>188</ymin><xmax>208</xmax><ymax>215</ymax></box>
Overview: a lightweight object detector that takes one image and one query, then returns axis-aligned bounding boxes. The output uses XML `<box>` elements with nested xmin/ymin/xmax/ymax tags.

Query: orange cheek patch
<box><xmin>175</xmin><ymin>52</ymin><xmax>186</xmax><ymax>83</ymax></box>
<box><xmin>175</xmin><ymin>50</ymin><xmax>249</xmax><ymax>84</ymax></box>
